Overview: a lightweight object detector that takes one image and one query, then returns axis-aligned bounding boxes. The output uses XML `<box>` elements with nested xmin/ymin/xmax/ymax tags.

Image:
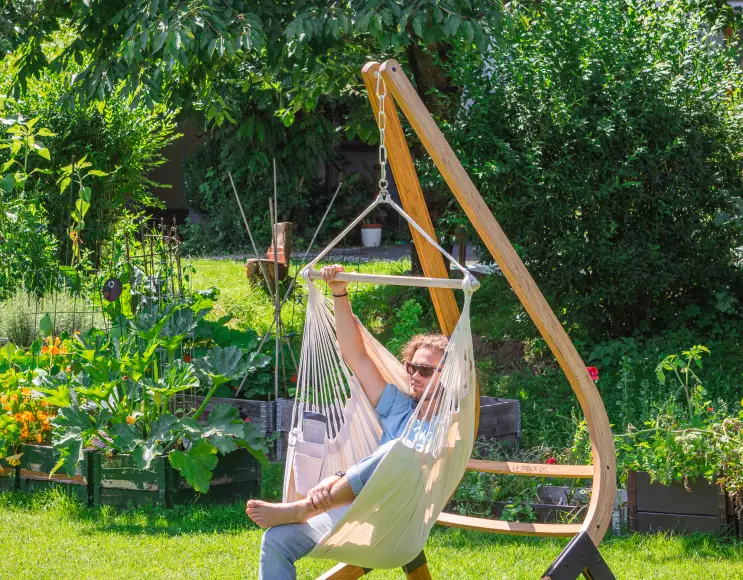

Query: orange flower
<box><xmin>21</xmin><ymin>388</ymin><xmax>31</xmax><ymax>396</ymax></box>
<box><xmin>40</xmin><ymin>401</ymin><xmax>48</xmax><ymax>407</ymax></box>
<box><xmin>126</xmin><ymin>415</ymin><xmax>136</xmax><ymax>425</ymax></box>
<box><xmin>13</xmin><ymin>413</ymin><xmax>23</xmax><ymax>422</ymax></box>
<box><xmin>0</xmin><ymin>395</ymin><xmax>6</xmax><ymax>405</ymax></box>
<box><xmin>22</xmin><ymin>411</ymin><xmax>35</xmax><ymax>422</ymax></box>
<box><xmin>36</xmin><ymin>411</ymin><xmax>47</xmax><ymax>421</ymax></box>
<box><xmin>9</xmin><ymin>394</ymin><xmax>17</xmax><ymax>403</ymax></box>
<box><xmin>20</xmin><ymin>427</ymin><xmax>29</xmax><ymax>439</ymax></box>
<box><xmin>36</xmin><ymin>433</ymin><xmax>43</xmax><ymax>443</ymax></box>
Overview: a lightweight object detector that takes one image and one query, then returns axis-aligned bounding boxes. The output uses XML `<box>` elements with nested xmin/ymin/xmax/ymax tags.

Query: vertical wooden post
<box><xmin>379</xmin><ymin>59</ymin><xmax>616</xmax><ymax>546</ymax></box>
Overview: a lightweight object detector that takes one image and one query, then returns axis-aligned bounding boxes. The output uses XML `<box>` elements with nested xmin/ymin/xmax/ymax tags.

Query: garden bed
<box><xmin>627</xmin><ymin>471</ymin><xmax>736</xmax><ymax>535</ymax></box>
<box><xmin>0</xmin><ymin>455</ymin><xmax>17</xmax><ymax>492</ymax></box>
<box><xmin>90</xmin><ymin>448</ymin><xmax>260</xmax><ymax>509</ymax></box>
<box><xmin>191</xmin><ymin>395</ymin><xmax>274</xmax><ymax>437</ymax></box>
<box><xmin>477</xmin><ymin>396</ymin><xmax>520</xmax><ymax>447</ymax></box>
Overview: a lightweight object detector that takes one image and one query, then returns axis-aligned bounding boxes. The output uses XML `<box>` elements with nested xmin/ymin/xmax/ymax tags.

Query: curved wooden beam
<box><xmin>361</xmin><ymin>61</ymin><xmax>481</xmax><ymax>440</ymax></box>
<box><xmin>378</xmin><ymin>59</ymin><xmax>616</xmax><ymax>546</ymax></box>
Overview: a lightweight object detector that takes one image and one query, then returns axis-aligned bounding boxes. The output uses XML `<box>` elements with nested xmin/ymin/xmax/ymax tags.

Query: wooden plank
<box><xmin>315</xmin><ymin>563</ymin><xmax>367</xmax><ymax>580</ymax></box>
<box><xmin>361</xmin><ymin>62</ymin><xmax>461</xmax><ymax>336</ymax></box>
<box><xmin>468</xmin><ymin>460</ymin><xmax>593</xmax><ymax>478</ymax></box>
<box><xmin>380</xmin><ymin>59</ymin><xmax>617</xmax><ymax>546</ymax></box>
<box><xmin>436</xmin><ymin>511</ymin><xmax>582</xmax><ymax>537</ymax></box>
<box><xmin>633</xmin><ymin>512</ymin><xmax>731</xmax><ymax>535</ymax></box>
<box><xmin>406</xmin><ymin>563</ymin><xmax>432</xmax><ymax>580</ymax></box>
<box><xmin>306</xmin><ymin>269</ymin><xmax>472</xmax><ymax>290</ymax></box>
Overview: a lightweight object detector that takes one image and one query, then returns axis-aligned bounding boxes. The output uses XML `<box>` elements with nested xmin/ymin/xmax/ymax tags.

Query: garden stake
<box><xmin>229</xmin><ymin>170</ymin><xmax>274</xmax><ymax>298</ymax></box>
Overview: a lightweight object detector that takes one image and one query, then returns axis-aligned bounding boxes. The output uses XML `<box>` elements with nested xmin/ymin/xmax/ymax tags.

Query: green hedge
<box><xmin>437</xmin><ymin>0</ymin><xmax>743</xmax><ymax>339</ymax></box>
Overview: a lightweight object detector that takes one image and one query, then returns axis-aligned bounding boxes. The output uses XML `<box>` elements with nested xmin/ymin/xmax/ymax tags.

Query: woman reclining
<box><xmin>246</xmin><ymin>264</ymin><xmax>448</xmax><ymax>580</ymax></box>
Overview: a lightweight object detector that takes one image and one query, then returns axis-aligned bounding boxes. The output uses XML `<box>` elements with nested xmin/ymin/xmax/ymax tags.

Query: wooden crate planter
<box><xmin>168</xmin><ymin>447</ymin><xmax>260</xmax><ymax>506</ymax></box>
<box><xmin>274</xmin><ymin>398</ymin><xmax>295</xmax><ymax>461</ymax></box>
<box><xmin>90</xmin><ymin>453</ymin><xmax>169</xmax><ymax>509</ymax></box>
<box><xmin>90</xmin><ymin>448</ymin><xmax>261</xmax><ymax>509</ymax></box>
<box><xmin>191</xmin><ymin>396</ymin><xmax>274</xmax><ymax>437</ymax></box>
<box><xmin>477</xmin><ymin>396</ymin><xmax>521</xmax><ymax>447</ymax></box>
<box><xmin>627</xmin><ymin>471</ymin><xmax>736</xmax><ymax>535</ymax></box>
<box><xmin>18</xmin><ymin>444</ymin><xmax>90</xmax><ymax>503</ymax></box>
<box><xmin>0</xmin><ymin>455</ymin><xmax>17</xmax><ymax>492</ymax></box>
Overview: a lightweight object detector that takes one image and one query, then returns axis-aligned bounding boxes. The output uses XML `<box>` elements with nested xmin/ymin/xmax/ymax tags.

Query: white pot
<box><xmin>361</xmin><ymin>225</ymin><xmax>382</xmax><ymax>247</ymax></box>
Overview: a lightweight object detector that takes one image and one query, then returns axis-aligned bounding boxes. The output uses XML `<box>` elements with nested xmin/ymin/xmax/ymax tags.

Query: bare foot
<box><xmin>246</xmin><ymin>499</ymin><xmax>314</xmax><ymax>529</ymax></box>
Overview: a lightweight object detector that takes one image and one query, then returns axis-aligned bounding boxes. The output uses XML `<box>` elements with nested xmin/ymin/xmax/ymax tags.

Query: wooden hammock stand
<box><xmin>316</xmin><ymin>60</ymin><xmax>617</xmax><ymax>580</ymax></box>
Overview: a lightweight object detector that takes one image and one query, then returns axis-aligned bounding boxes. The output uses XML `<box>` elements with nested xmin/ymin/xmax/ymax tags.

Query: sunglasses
<box><xmin>405</xmin><ymin>363</ymin><xmax>441</xmax><ymax>378</ymax></box>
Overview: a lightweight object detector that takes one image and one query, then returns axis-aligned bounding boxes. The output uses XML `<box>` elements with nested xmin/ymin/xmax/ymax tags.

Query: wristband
<box><xmin>332</xmin><ymin>292</ymin><xmax>348</xmax><ymax>298</ymax></box>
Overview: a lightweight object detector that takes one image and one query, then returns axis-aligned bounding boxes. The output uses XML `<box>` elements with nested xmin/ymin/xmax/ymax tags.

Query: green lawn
<box><xmin>1</xmin><ymin>490</ymin><xmax>741</xmax><ymax>579</ymax></box>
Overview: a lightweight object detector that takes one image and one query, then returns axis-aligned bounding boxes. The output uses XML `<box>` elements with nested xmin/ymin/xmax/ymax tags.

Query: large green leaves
<box><xmin>195</xmin><ymin>346</ymin><xmax>250</xmax><ymax>388</ymax></box>
<box><xmin>169</xmin><ymin>439</ymin><xmax>218</xmax><ymax>493</ymax></box>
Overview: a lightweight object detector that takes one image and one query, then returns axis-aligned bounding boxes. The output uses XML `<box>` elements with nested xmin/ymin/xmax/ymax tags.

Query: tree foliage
<box><xmin>437</xmin><ymin>0</ymin><xmax>743</xmax><ymax>338</ymax></box>
<box><xmin>4</xmin><ymin>1</ymin><xmax>502</xmax><ymax>124</ymax></box>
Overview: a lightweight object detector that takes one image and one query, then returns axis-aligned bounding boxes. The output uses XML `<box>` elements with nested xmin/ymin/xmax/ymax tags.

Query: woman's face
<box><xmin>407</xmin><ymin>346</ymin><xmax>444</xmax><ymax>401</ymax></box>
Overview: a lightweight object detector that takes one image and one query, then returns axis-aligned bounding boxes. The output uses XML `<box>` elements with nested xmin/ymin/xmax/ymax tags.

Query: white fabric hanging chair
<box><xmin>282</xmin><ymin>194</ymin><xmax>479</xmax><ymax>570</ymax></box>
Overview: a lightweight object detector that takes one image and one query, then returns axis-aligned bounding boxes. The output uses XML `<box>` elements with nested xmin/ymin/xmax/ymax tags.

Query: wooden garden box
<box><xmin>168</xmin><ymin>447</ymin><xmax>260</xmax><ymax>506</ymax></box>
<box><xmin>274</xmin><ymin>398</ymin><xmax>295</xmax><ymax>461</ymax></box>
<box><xmin>90</xmin><ymin>453</ymin><xmax>169</xmax><ymax>508</ymax></box>
<box><xmin>18</xmin><ymin>444</ymin><xmax>90</xmax><ymax>503</ymax></box>
<box><xmin>477</xmin><ymin>396</ymin><xmax>521</xmax><ymax>447</ymax></box>
<box><xmin>627</xmin><ymin>471</ymin><xmax>736</xmax><ymax>535</ymax></box>
<box><xmin>0</xmin><ymin>455</ymin><xmax>17</xmax><ymax>492</ymax></box>
<box><xmin>90</xmin><ymin>448</ymin><xmax>260</xmax><ymax>509</ymax></box>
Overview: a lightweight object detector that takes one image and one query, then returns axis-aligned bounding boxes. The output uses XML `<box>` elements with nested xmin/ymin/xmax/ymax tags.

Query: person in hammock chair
<box><xmin>247</xmin><ymin>264</ymin><xmax>448</xmax><ymax>580</ymax></box>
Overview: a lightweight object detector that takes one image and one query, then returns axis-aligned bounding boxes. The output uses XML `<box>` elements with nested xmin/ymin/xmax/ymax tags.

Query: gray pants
<box><xmin>258</xmin><ymin>442</ymin><xmax>392</xmax><ymax>580</ymax></box>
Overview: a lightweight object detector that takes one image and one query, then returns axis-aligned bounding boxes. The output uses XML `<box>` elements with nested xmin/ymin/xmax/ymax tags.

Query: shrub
<box><xmin>180</xmin><ymin>106</ymin><xmax>343</xmax><ymax>255</ymax></box>
<box><xmin>437</xmin><ymin>0</ymin><xmax>743</xmax><ymax>339</ymax></box>
<box><xmin>0</xmin><ymin>30</ymin><xmax>178</xmax><ymax>233</ymax></box>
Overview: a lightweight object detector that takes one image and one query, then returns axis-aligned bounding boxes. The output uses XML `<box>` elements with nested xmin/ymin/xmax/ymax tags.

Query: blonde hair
<box><xmin>400</xmin><ymin>333</ymin><xmax>449</xmax><ymax>363</ymax></box>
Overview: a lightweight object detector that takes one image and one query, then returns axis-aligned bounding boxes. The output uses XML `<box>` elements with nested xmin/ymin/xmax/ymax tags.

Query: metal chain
<box><xmin>375</xmin><ymin>71</ymin><xmax>389</xmax><ymax>200</ymax></box>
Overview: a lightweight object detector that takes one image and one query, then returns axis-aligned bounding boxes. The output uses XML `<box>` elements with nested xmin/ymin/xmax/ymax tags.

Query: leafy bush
<box><xmin>438</xmin><ymin>0</ymin><xmax>743</xmax><ymax>338</ymax></box>
<box><xmin>0</xmin><ymin>32</ymin><xmax>178</xmax><ymax>233</ymax></box>
<box><xmin>180</xmin><ymin>105</ymin><xmax>344</xmax><ymax>255</ymax></box>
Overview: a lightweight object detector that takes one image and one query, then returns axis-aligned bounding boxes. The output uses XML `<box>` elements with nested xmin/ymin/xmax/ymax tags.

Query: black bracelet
<box><xmin>332</xmin><ymin>292</ymin><xmax>348</xmax><ymax>298</ymax></box>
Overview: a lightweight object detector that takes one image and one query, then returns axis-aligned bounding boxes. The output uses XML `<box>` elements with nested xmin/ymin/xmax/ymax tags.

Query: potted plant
<box><xmin>360</xmin><ymin>217</ymin><xmax>383</xmax><ymax>248</ymax></box>
<box><xmin>582</xmin><ymin>346</ymin><xmax>743</xmax><ymax>535</ymax></box>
